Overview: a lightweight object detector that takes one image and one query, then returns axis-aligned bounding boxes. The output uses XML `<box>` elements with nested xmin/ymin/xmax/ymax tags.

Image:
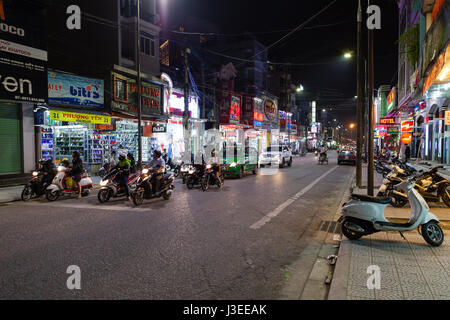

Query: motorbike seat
<box><xmin>351</xmin><ymin>194</ymin><xmax>392</xmax><ymax>204</ymax></box>
<box><xmin>163</xmin><ymin>173</ymin><xmax>173</xmax><ymax>180</ymax></box>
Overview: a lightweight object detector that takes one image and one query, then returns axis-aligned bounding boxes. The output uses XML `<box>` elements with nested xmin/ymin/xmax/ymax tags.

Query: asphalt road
<box><xmin>0</xmin><ymin>153</ymin><xmax>354</xmax><ymax>299</ymax></box>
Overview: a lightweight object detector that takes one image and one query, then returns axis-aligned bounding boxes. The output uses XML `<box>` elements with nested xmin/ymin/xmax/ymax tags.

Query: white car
<box><xmin>259</xmin><ymin>146</ymin><xmax>293</xmax><ymax>168</ymax></box>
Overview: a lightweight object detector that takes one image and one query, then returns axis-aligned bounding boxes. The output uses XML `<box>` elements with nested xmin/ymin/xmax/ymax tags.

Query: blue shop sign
<box><xmin>48</xmin><ymin>71</ymin><xmax>104</xmax><ymax>108</ymax></box>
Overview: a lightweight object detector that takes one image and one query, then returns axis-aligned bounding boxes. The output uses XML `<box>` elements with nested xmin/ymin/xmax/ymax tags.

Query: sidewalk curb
<box><xmin>327</xmin><ymin>239</ymin><xmax>351</xmax><ymax>300</ymax></box>
<box><xmin>327</xmin><ymin>172</ymin><xmax>355</xmax><ymax>300</ymax></box>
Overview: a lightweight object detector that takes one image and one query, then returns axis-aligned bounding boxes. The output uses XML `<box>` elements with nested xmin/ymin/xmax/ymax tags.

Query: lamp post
<box><xmin>136</xmin><ymin>0</ymin><xmax>142</xmax><ymax>168</ymax></box>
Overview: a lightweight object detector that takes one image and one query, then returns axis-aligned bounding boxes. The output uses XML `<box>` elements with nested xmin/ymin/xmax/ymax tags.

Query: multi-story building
<box><xmin>396</xmin><ymin>0</ymin><xmax>449</xmax><ymax>164</ymax></box>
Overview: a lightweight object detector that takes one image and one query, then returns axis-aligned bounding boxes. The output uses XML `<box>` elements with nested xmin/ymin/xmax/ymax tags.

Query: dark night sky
<box><xmin>159</xmin><ymin>0</ymin><xmax>399</xmax><ymax>125</ymax></box>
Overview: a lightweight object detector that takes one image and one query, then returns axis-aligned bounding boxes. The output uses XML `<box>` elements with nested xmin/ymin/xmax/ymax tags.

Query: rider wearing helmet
<box><xmin>148</xmin><ymin>150</ymin><xmax>165</xmax><ymax>194</ymax></box>
<box><xmin>38</xmin><ymin>158</ymin><xmax>56</xmax><ymax>186</ymax></box>
<box><xmin>127</xmin><ymin>153</ymin><xmax>136</xmax><ymax>174</ymax></box>
<box><xmin>113</xmin><ymin>153</ymin><xmax>131</xmax><ymax>200</ymax></box>
<box><xmin>207</xmin><ymin>149</ymin><xmax>222</xmax><ymax>189</ymax></box>
<box><xmin>69</xmin><ymin>151</ymin><xmax>84</xmax><ymax>199</ymax></box>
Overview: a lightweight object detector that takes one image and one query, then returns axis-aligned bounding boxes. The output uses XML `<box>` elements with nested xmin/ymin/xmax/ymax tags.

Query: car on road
<box><xmin>222</xmin><ymin>146</ymin><xmax>259</xmax><ymax>178</ymax></box>
<box><xmin>338</xmin><ymin>150</ymin><xmax>357</xmax><ymax>165</ymax></box>
<box><xmin>259</xmin><ymin>145</ymin><xmax>293</xmax><ymax>168</ymax></box>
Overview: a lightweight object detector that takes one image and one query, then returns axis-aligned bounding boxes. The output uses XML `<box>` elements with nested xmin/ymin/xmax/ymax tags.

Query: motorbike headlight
<box><xmin>57</xmin><ymin>166</ymin><xmax>64</xmax><ymax>172</ymax></box>
<box><xmin>100</xmin><ymin>180</ymin><xmax>108</xmax><ymax>186</ymax></box>
<box><xmin>206</xmin><ymin>164</ymin><xmax>212</xmax><ymax>169</ymax></box>
<box><xmin>230</xmin><ymin>162</ymin><xmax>237</xmax><ymax>167</ymax></box>
<box><xmin>188</xmin><ymin>170</ymin><xmax>195</xmax><ymax>174</ymax></box>
<box><xmin>142</xmin><ymin>168</ymin><xmax>149</xmax><ymax>174</ymax></box>
<box><xmin>32</xmin><ymin>171</ymin><xmax>39</xmax><ymax>176</ymax></box>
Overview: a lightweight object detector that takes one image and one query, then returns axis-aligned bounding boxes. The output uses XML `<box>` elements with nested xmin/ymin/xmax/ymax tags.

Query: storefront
<box><xmin>34</xmin><ymin>71</ymin><xmax>110</xmax><ymax>173</ymax></box>
<box><xmin>111</xmin><ymin>70</ymin><xmax>167</xmax><ymax>162</ymax></box>
<box><xmin>163</xmin><ymin>79</ymin><xmax>204</xmax><ymax>160</ymax></box>
<box><xmin>0</xmin><ymin>2</ymin><xmax>48</xmax><ymax>178</ymax></box>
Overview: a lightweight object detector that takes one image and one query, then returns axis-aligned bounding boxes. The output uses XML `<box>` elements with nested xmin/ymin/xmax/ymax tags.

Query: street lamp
<box><xmin>344</xmin><ymin>52</ymin><xmax>352</xmax><ymax>59</ymax></box>
<box><xmin>296</xmin><ymin>85</ymin><xmax>304</xmax><ymax>93</ymax></box>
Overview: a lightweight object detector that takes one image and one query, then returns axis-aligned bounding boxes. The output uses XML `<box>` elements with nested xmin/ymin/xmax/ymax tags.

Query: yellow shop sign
<box><xmin>50</xmin><ymin>110</ymin><xmax>111</xmax><ymax>124</ymax></box>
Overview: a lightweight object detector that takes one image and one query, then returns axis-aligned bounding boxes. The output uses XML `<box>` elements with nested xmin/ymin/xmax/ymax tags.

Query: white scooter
<box><xmin>46</xmin><ymin>166</ymin><xmax>93</xmax><ymax>201</ymax></box>
<box><xmin>339</xmin><ymin>173</ymin><xmax>444</xmax><ymax>246</ymax></box>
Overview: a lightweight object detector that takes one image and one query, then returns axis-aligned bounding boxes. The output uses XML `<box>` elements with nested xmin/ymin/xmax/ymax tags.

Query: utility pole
<box><xmin>184</xmin><ymin>47</ymin><xmax>191</xmax><ymax>130</ymax></box>
<box><xmin>367</xmin><ymin>0</ymin><xmax>375</xmax><ymax>195</ymax></box>
<box><xmin>201</xmin><ymin>62</ymin><xmax>206</xmax><ymax>120</ymax></box>
<box><xmin>356</xmin><ymin>0</ymin><xmax>364</xmax><ymax>187</ymax></box>
<box><xmin>136</xmin><ymin>0</ymin><xmax>142</xmax><ymax>168</ymax></box>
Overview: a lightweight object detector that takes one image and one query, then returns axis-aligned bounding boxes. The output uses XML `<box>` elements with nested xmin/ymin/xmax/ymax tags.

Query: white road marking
<box><xmin>249</xmin><ymin>166</ymin><xmax>338</xmax><ymax>230</ymax></box>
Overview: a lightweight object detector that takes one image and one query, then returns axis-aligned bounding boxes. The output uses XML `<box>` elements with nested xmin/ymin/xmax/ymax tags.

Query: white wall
<box><xmin>21</xmin><ymin>103</ymin><xmax>35</xmax><ymax>172</ymax></box>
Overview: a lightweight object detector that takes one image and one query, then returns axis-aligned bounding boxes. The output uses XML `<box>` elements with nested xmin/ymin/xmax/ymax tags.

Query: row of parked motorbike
<box><xmin>375</xmin><ymin>158</ymin><xmax>450</xmax><ymax>208</ymax></box>
<box><xmin>340</xmin><ymin>159</ymin><xmax>450</xmax><ymax>247</ymax></box>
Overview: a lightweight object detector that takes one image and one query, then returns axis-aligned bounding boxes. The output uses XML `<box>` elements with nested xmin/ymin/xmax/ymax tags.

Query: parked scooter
<box><xmin>378</xmin><ymin>166</ymin><xmax>450</xmax><ymax>208</ymax></box>
<box><xmin>339</xmin><ymin>172</ymin><xmax>444</xmax><ymax>246</ymax></box>
<box><xmin>45</xmin><ymin>166</ymin><xmax>93</xmax><ymax>201</ymax></box>
<box><xmin>131</xmin><ymin>168</ymin><xmax>175</xmax><ymax>206</ymax></box>
<box><xmin>97</xmin><ymin>168</ymin><xmax>140</xmax><ymax>203</ymax></box>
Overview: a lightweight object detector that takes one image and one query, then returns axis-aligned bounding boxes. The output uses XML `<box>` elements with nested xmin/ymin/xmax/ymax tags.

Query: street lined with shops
<box><xmin>0</xmin><ymin>154</ymin><xmax>354</xmax><ymax>299</ymax></box>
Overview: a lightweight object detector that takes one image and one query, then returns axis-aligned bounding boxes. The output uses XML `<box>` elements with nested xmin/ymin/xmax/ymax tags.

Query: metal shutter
<box><xmin>0</xmin><ymin>103</ymin><xmax>22</xmax><ymax>174</ymax></box>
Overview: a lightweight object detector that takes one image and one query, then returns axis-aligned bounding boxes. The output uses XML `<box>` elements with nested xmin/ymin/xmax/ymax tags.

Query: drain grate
<box><xmin>319</xmin><ymin>220</ymin><xmax>341</xmax><ymax>234</ymax></box>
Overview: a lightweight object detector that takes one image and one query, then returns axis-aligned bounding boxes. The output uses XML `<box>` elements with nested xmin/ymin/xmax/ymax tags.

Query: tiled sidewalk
<box><xmin>329</xmin><ymin>165</ymin><xmax>450</xmax><ymax>300</ymax></box>
<box><xmin>347</xmin><ymin>232</ymin><xmax>450</xmax><ymax>299</ymax></box>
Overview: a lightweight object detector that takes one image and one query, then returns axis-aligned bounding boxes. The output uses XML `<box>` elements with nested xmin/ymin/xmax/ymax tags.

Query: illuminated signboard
<box><xmin>387</xmin><ymin>87</ymin><xmax>396</xmax><ymax>112</ymax></box>
<box><xmin>401</xmin><ymin>120</ymin><xmax>414</xmax><ymax>133</ymax></box>
<box><xmin>264</xmin><ymin>99</ymin><xmax>277</xmax><ymax>121</ymax></box>
<box><xmin>380</xmin><ymin>118</ymin><xmax>395</xmax><ymax>124</ymax></box>
<box><xmin>230</xmin><ymin>95</ymin><xmax>241</xmax><ymax>124</ymax></box>
<box><xmin>445</xmin><ymin>111</ymin><xmax>450</xmax><ymax>125</ymax></box>
<box><xmin>401</xmin><ymin>133</ymin><xmax>412</xmax><ymax>144</ymax></box>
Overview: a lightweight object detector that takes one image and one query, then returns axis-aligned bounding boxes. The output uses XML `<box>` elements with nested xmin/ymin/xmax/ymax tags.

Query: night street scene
<box><xmin>1</xmin><ymin>0</ymin><xmax>450</xmax><ymax>311</ymax></box>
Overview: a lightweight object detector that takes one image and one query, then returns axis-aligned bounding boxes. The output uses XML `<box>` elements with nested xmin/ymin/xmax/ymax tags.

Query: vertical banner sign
<box><xmin>445</xmin><ymin>111</ymin><xmax>450</xmax><ymax>125</ymax></box>
<box><xmin>0</xmin><ymin>0</ymin><xmax>48</xmax><ymax>102</ymax></box>
<box><xmin>387</xmin><ymin>88</ymin><xmax>396</xmax><ymax>113</ymax></box>
<box><xmin>230</xmin><ymin>95</ymin><xmax>241</xmax><ymax>124</ymax></box>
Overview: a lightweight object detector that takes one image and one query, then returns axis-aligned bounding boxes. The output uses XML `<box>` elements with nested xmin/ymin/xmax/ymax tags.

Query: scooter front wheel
<box><xmin>21</xmin><ymin>186</ymin><xmax>33</xmax><ymax>201</ymax></box>
<box><xmin>46</xmin><ymin>189</ymin><xmax>60</xmax><ymax>201</ymax></box>
<box><xmin>421</xmin><ymin>221</ymin><xmax>444</xmax><ymax>247</ymax></box>
<box><xmin>97</xmin><ymin>189</ymin><xmax>111</xmax><ymax>203</ymax></box>
<box><xmin>132</xmin><ymin>190</ymin><xmax>144</xmax><ymax>206</ymax></box>
<box><xmin>201</xmin><ymin>176</ymin><xmax>209</xmax><ymax>191</ymax></box>
<box><xmin>341</xmin><ymin>219</ymin><xmax>364</xmax><ymax>240</ymax></box>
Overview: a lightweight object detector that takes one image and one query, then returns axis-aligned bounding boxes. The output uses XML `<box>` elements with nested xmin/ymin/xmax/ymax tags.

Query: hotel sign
<box><xmin>380</xmin><ymin>118</ymin><xmax>395</xmax><ymax>124</ymax></box>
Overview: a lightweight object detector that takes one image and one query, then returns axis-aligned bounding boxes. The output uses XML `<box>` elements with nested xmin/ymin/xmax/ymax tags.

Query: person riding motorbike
<box><xmin>69</xmin><ymin>151</ymin><xmax>83</xmax><ymax>199</ymax></box>
<box><xmin>39</xmin><ymin>159</ymin><xmax>56</xmax><ymax>186</ymax></box>
<box><xmin>148</xmin><ymin>150</ymin><xmax>166</xmax><ymax>194</ymax></box>
<box><xmin>127</xmin><ymin>153</ymin><xmax>137</xmax><ymax>174</ymax></box>
<box><xmin>319</xmin><ymin>145</ymin><xmax>328</xmax><ymax>161</ymax></box>
<box><xmin>113</xmin><ymin>153</ymin><xmax>131</xmax><ymax>201</ymax></box>
<box><xmin>207</xmin><ymin>149</ymin><xmax>222</xmax><ymax>189</ymax></box>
